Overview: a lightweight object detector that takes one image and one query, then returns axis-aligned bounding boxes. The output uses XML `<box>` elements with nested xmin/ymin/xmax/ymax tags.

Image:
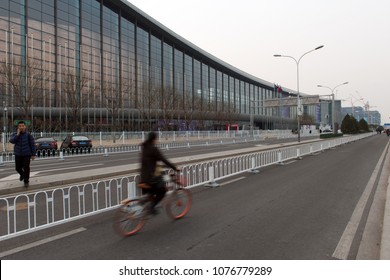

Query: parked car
<box><xmin>60</xmin><ymin>135</ymin><xmax>92</xmax><ymax>153</ymax></box>
<box><xmin>35</xmin><ymin>137</ymin><xmax>58</xmax><ymax>156</ymax></box>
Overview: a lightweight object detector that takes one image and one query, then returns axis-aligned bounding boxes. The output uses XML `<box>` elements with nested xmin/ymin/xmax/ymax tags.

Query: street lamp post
<box><xmin>317</xmin><ymin>82</ymin><xmax>348</xmax><ymax>134</ymax></box>
<box><xmin>2</xmin><ymin>107</ymin><xmax>7</xmax><ymax>152</ymax></box>
<box><xmin>274</xmin><ymin>45</ymin><xmax>324</xmax><ymax>142</ymax></box>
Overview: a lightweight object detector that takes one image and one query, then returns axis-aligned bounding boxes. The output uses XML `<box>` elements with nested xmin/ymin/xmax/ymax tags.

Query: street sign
<box><xmin>13</xmin><ymin>120</ymin><xmax>31</xmax><ymax>126</ymax></box>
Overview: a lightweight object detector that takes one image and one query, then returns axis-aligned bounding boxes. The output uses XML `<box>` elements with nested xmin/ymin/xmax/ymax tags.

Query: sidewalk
<box><xmin>382</xmin><ymin>175</ymin><xmax>390</xmax><ymax>259</ymax></box>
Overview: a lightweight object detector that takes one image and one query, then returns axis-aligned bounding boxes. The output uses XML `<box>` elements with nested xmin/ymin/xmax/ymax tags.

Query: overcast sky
<box><xmin>128</xmin><ymin>0</ymin><xmax>390</xmax><ymax>124</ymax></box>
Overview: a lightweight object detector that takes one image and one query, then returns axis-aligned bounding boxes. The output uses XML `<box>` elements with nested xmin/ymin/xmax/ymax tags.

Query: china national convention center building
<box><xmin>1</xmin><ymin>0</ymin><xmax>337</xmax><ymax>132</ymax></box>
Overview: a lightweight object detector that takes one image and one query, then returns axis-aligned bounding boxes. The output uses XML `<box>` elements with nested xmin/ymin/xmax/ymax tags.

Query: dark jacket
<box><xmin>9</xmin><ymin>132</ymin><xmax>36</xmax><ymax>157</ymax></box>
<box><xmin>140</xmin><ymin>142</ymin><xmax>176</xmax><ymax>184</ymax></box>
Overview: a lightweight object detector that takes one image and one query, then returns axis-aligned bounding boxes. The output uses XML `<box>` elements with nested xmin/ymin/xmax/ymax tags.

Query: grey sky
<box><xmin>128</xmin><ymin>0</ymin><xmax>390</xmax><ymax>124</ymax></box>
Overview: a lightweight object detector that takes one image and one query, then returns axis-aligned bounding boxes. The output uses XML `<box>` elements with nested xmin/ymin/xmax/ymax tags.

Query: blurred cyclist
<box><xmin>140</xmin><ymin>132</ymin><xmax>180</xmax><ymax>214</ymax></box>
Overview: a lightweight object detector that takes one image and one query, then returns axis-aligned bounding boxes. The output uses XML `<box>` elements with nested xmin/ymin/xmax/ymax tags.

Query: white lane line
<box><xmin>0</xmin><ymin>163</ymin><xmax>103</xmax><ymax>182</ymax></box>
<box><xmin>31</xmin><ymin>160</ymin><xmax>82</xmax><ymax>168</ymax></box>
<box><xmin>0</xmin><ymin>227</ymin><xmax>86</xmax><ymax>258</ymax></box>
<box><xmin>220</xmin><ymin>177</ymin><xmax>246</xmax><ymax>186</ymax></box>
<box><xmin>0</xmin><ymin>172</ymin><xmax>40</xmax><ymax>182</ymax></box>
<box><xmin>40</xmin><ymin>163</ymin><xmax>104</xmax><ymax>173</ymax></box>
<box><xmin>284</xmin><ymin>160</ymin><xmax>297</xmax><ymax>165</ymax></box>
<box><xmin>332</xmin><ymin>141</ymin><xmax>389</xmax><ymax>260</ymax></box>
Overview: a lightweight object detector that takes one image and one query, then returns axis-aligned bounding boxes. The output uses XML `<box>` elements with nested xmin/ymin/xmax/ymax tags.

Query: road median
<box><xmin>0</xmin><ymin>139</ymin><xmax>322</xmax><ymax>196</ymax></box>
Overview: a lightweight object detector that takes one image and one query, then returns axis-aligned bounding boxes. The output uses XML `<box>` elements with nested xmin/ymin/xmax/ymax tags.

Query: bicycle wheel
<box><xmin>113</xmin><ymin>199</ymin><xmax>146</xmax><ymax>236</ymax></box>
<box><xmin>165</xmin><ymin>188</ymin><xmax>192</xmax><ymax>219</ymax></box>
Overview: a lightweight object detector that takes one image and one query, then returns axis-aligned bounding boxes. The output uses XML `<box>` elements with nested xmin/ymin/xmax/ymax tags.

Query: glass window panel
<box><xmin>193</xmin><ymin>59</ymin><xmax>201</xmax><ymax>101</ymax></box>
<box><xmin>209</xmin><ymin>67</ymin><xmax>216</xmax><ymax>111</ymax></box>
<box><xmin>223</xmin><ymin>73</ymin><xmax>229</xmax><ymax>112</ymax></box>
<box><xmin>184</xmin><ymin>54</ymin><xmax>192</xmax><ymax>110</ymax></box>
<box><xmin>216</xmin><ymin>71</ymin><xmax>222</xmax><ymax>111</ymax></box>
<box><xmin>202</xmin><ymin>63</ymin><xmax>209</xmax><ymax>111</ymax></box>
<box><xmin>10</xmin><ymin>1</ymin><xmax>24</xmax><ymax>15</ymax></box>
<box><xmin>136</xmin><ymin>26</ymin><xmax>149</xmax><ymax>108</ymax></box>
<box><xmin>57</xmin><ymin>1</ymin><xmax>69</xmax><ymax>13</ymax></box>
<box><xmin>235</xmin><ymin>79</ymin><xmax>240</xmax><ymax>114</ymax></box>
<box><xmin>163</xmin><ymin>42</ymin><xmax>173</xmax><ymax>91</ymax></box>
<box><xmin>174</xmin><ymin>49</ymin><xmax>183</xmax><ymax>110</ymax></box>
<box><xmin>42</xmin><ymin>12</ymin><xmax>55</xmax><ymax>25</ymax></box>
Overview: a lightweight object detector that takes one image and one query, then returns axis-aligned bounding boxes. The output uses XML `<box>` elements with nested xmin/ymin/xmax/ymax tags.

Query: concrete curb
<box><xmin>380</xmin><ymin>174</ymin><xmax>390</xmax><ymax>259</ymax></box>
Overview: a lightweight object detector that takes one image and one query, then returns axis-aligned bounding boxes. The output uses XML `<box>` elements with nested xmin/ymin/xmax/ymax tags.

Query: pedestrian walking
<box><xmin>9</xmin><ymin>121</ymin><xmax>36</xmax><ymax>187</ymax></box>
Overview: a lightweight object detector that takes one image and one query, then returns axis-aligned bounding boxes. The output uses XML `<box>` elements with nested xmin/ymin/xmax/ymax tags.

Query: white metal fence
<box><xmin>0</xmin><ymin>129</ymin><xmax>305</xmax><ymax>163</ymax></box>
<box><xmin>2</xmin><ymin>129</ymin><xmax>297</xmax><ymax>145</ymax></box>
<box><xmin>0</xmin><ymin>133</ymin><xmax>372</xmax><ymax>240</ymax></box>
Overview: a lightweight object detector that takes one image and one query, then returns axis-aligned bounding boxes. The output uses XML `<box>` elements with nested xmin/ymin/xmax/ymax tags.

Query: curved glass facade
<box><xmin>0</xmin><ymin>0</ymin><xmax>299</xmax><ymax>132</ymax></box>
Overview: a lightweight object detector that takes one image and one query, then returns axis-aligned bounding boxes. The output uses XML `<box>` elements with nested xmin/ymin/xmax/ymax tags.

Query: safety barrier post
<box><xmin>128</xmin><ymin>181</ymin><xmax>136</xmax><ymax>199</ymax></box>
<box><xmin>104</xmin><ymin>148</ymin><xmax>109</xmax><ymax>157</ymax></box>
<box><xmin>59</xmin><ymin>151</ymin><xmax>65</xmax><ymax>161</ymax></box>
<box><xmin>277</xmin><ymin>151</ymin><xmax>284</xmax><ymax>165</ymax></box>
<box><xmin>204</xmin><ymin>166</ymin><xmax>219</xmax><ymax>188</ymax></box>
<box><xmin>248</xmin><ymin>157</ymin><xmax>259</xmax><ymax>173</ymax></box>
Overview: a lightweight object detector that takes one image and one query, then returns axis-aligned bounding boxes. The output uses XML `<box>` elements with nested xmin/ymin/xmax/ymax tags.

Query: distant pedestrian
<box><xmin>9</xmin><ymin>121</ymin><xmax>36</xmax><ymax>187</ymax></box>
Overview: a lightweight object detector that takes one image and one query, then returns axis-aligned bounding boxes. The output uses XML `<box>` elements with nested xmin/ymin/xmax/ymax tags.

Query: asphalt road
<box><xmin>0</xmin><ymin>134</ymin><xmax>388</xmax><ymax>260</ymax></box>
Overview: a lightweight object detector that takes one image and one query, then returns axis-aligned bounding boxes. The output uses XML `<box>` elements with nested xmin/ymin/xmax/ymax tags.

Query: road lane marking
<box><xmin>0</xmin><ymin>227</ymin><xmax>87</xmax><ymax>258</ymax></box>
<box><xmin>0</xmin><ymin>172</ymin><xmax>40</xmax><ymax>182</ymax></box>
<box><xmin>332</xmin><ymin>141</ymin><xmax>389</xmax><ymax>260</ymax></box>
<box><xmin>0</xmin><ymin>164</ymin><xmax>104</xmax><ymax>182</ymax></box>
<box><xmin>40</xmin><ymin>163</ymin><xmax>104</xmax><ymax>173</ymax></box>
<box><xmin>220</xmin><ymin>177</ymin><xmax>246</xmax><ymax>186</ymax></box>
<box><xmin>284</xmin><ymin>160</ymin><xmax>297</xmax><ymax>165</ymax></box>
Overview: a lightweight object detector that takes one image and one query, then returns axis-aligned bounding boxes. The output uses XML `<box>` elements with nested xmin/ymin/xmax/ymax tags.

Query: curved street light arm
<box><xmin>297</xmin><ymin>45</ymin><xmax>324</xmax><ymax>64</ymax></box>
<box><xmin>332</xmin><ymin>82</ymin><xmax>349</xmax><ymax>93</ymax></box>
<box><xmin>317</xmin><ymin>81</ymin><xmax>348</xmax><ymax>134</ymax></box>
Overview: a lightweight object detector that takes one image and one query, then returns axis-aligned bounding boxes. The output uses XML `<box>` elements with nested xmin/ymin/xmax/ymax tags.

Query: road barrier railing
<box><xmin>0</xmin><ymin>129</ymin><xmax>311</xmax><ymax>162</ymax></box>
<box><xmin>0</xmin><ymin>133</ymin><xmax>373</xmax><ymax>240</ymax></box>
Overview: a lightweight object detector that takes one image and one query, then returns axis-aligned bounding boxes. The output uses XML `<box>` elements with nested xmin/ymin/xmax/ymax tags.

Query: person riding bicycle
<box><xmin>140</xmin><ymin>132</ymin><xmax>180</xmax><ymax>215</ymax></box>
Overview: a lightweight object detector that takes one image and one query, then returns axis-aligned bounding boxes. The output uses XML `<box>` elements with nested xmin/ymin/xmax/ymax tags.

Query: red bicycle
<box><xmin>114</xmin><ymin>172</ymin><xmax>192</xmax><ymax>236</ymax></box>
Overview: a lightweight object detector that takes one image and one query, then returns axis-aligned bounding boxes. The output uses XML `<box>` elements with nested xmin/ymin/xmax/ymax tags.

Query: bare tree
<box><xmin>192</xmin><ymin>94</ymin><xmax>210</xmax><ymax>130</ymax></box>
<box><xmin>182</xmin><ymin>88</ymin><xmax>195</xmax><ymax>130</ymax></box>
<box><xmin>0</xmin><ymin>57</ymin><xmax>47</xmax><ymax>119</ymax></box>
<box><xmin>219</xmin><ymin>101</ymin><xmax>239</xmax><ymax>129</ymax></box>
<box><xmin>102</xmin><ymin>81</ymin><xmax>122</xmax><ymax>132</ymax></box>
<box><xmin>137</xmin><ymin>79</ymin><xmax>155</xmax><ymax>131</ymax></box>
<box><xmin>158</xmin><ymin>86</ymin><xmax>178</xmax><ymax>131</ymax></box>
<box><xmin>300</xmin><ymin>113</ymin><xmax>315</xmax><ymax>125</ymax></box>
<box><xmin>62</xmin><ymin>67</ymin><xmax>89</xmax><ymax>132</ymax></box>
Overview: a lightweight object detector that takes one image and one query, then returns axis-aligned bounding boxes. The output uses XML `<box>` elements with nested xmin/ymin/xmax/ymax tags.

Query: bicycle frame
<box><xmin>113</xmin><ymin>172</ymin><xmax>192</xmax><ymax>236</ymax></box>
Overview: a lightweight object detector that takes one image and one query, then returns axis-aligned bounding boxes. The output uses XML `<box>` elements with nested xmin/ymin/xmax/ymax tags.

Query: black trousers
<box><xmin>15</xmin><ymin>155</ymin><xmax>32</xmax><ymax>183</ymax></box>
<box><xmin>146</xmin><ymin>176</ymin><xmax>167</xmax><ymax>208</ymax></box>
